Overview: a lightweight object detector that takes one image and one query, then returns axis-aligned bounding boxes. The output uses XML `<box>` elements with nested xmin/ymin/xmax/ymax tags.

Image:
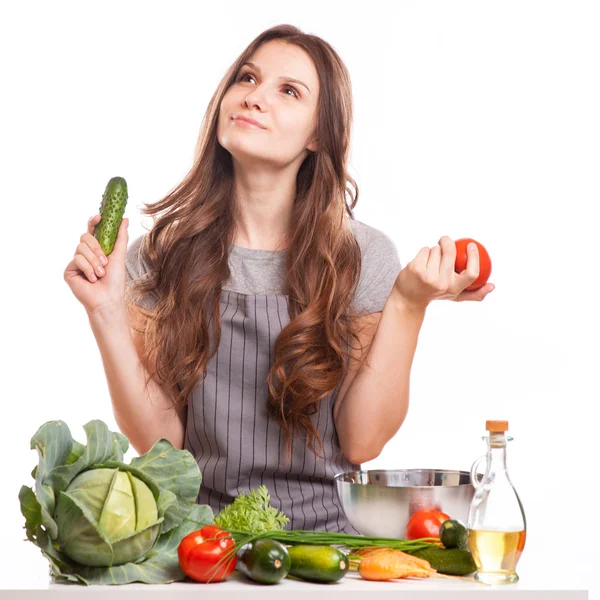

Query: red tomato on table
<box><xmin>454</xmin><ymin>238</ymin><xmax>492</xmax><ymax>291</ymax></box>
<box><xmin>178</xmin><ymin>525</ymin><xmax>237</xmax><ymax>583</ymax></box>
<box><xmin>406</xmin><ymin>508</ymin><xmax>450</xmax><ymax>540</ymax></box>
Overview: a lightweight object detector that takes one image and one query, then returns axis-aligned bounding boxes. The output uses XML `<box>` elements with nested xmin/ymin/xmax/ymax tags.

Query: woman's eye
<box><xmin>237</xmin><ymin>73</ymin><xmax>299</xmax><ymax>99</ymax></box>
<box><xmin>282</xmin><ymin>85</ymin><xmax>299</xmax><ymax>98</ymax></box>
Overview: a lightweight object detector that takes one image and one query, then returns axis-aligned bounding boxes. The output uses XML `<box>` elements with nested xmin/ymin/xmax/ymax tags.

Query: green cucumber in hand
<box><xmin>94</xmin><ymin>176</ymin><xmax>128</xmax><ymax>255</ymax></box>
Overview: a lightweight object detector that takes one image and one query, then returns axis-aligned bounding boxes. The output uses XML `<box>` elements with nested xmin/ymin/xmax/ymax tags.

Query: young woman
<box><xmin>64</xmin><ymin>24</ymin><xmax>494</xmax><ymax>534</ymax></box>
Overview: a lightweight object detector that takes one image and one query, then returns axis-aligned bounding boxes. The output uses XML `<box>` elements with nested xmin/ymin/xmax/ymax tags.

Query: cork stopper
<box><xmin>486</xmin><ymin>420</ymin><xmax>508</xmax><ymax>433</ymax></box>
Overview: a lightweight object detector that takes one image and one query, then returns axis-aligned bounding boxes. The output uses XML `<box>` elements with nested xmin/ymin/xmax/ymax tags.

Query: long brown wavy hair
<box><xmin>128</xmin><ymin>24</ymin><xmax>374</xmax><ymax>462</ymax></box>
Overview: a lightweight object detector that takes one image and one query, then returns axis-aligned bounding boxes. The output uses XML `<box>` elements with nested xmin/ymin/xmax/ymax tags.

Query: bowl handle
<box><xmin>470</xmin><ymin>455</ymin><xmax>486</xmax><ymax>489</ymax></box>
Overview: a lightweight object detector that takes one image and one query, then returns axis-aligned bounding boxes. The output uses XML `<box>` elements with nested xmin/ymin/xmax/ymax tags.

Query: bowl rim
<box><xmin>333</xmin><ymin>468</ymin><xmax>474</xmax><ymax>488</ymax></box>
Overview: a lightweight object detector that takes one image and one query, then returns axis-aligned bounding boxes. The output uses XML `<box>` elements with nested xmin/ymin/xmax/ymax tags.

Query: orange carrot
<box><xmin>358</xmin><ymin>549</ymin><xmax>435</xmax><ymax>581</ymax></box>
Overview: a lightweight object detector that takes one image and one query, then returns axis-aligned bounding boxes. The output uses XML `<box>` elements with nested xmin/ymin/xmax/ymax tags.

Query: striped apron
<box><xmin>183</xmin><ymin>289</ymin><xmax>361</xmax><ymax>533</ymax></box>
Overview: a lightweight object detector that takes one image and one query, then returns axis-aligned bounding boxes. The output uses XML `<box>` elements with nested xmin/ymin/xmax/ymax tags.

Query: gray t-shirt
<box><xmin>125</xmin><ymin>218</ymin><xmax>402</xmax><ymax>532</ymax></box>
<box><xmin>126</xmin><ymin>218</ymin><xmax>401</xmax><ymax>314</ymax></box>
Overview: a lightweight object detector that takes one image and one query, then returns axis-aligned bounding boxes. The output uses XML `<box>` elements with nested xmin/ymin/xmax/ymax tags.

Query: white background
<box><xmin>1</xmin><ymin>0</ymin><xmax>597</xmax><ymax>596</ymax></box>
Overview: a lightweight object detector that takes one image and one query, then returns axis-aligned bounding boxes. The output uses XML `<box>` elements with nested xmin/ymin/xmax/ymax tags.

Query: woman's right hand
<box><xmin>64</xmin><ymin>214</ymin><xmax>129</xmax><ymax>316</ymax></box>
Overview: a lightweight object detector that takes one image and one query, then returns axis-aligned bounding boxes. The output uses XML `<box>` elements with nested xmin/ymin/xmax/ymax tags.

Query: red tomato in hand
<box><xmin>454</xmin><ymin>238</ymin><xmax>492</xmax><ymax>291</ymax></box>
<box><xmin>178</xmin><ymin>525</ymin><xmax>237</xmax><ymax>583</ymax></box>
<box><xmin>406</xmin><ymin>509</ymin><xmax>451</xmax><ymax>540</ymax></box>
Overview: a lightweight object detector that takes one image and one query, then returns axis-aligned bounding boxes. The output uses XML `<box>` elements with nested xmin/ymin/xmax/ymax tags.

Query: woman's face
<box><xmin>217</xmin><ymin>40</ymin><xmax>320</xmax><ymax>168</ymax></box>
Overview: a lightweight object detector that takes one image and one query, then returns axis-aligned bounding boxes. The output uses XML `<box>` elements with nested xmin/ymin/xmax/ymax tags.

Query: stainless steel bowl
<box><xmin>334</xmin><ymin>469</ymin><xmax>475</xmax><ymax>538</ymax></box>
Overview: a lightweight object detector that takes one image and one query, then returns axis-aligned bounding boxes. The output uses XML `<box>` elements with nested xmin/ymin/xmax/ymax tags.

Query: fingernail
<box><xmin>100</xmin><ymin>256</ymin><xmax>108</xmax><ymax>265</ymax></box>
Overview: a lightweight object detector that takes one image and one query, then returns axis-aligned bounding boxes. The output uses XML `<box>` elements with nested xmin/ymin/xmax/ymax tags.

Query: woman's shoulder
<box><xmin>125</xmin><ymin>232</ymin><xmax>153</xmax><ymax>282</ymax></box>
<box><xmin>349</xmin><ymin>218</ymin><xmax>402</xmax><ymax>315</ymax></box>
<box><xmin>125</xmin><ymin>232</ymin><xmax>160</xmax><ymax>311</ymax></box>
<box><xmin>348</xmin><ymin>218</ymin><xmax>399</xmax><ymax>259</ymax></box>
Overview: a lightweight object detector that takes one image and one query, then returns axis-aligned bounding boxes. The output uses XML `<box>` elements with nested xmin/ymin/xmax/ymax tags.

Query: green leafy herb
<box><xmin>214</xmin><ymin>485</ymin><xmax>290</xmax><ymax>533</ymax></box>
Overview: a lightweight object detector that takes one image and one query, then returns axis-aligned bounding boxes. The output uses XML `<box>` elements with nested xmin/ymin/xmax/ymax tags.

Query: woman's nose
<box><xmin>244</xmin><ymin>96</ymin><xmax>261</xmax><ymax>110</ymax></box>
<box><xmin>244</xmin><ymin>87</ymin><xmax>269</xmax><ymax>109</ymax></box>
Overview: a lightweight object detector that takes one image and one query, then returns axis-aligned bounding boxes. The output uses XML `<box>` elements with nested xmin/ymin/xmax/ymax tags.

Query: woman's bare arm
<box><xmin>87</xmin><ymin>305</ymin><xmax>186</xmax><ymax>455</ymax></box>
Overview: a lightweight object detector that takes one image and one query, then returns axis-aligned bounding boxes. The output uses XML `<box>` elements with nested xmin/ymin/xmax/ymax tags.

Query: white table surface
<box><xmin>2</xmin><ymin>528</ymin><xmax>593</xmax><ymax>599</ymax></box>
<box><xmin>0</xmin><ymin>563</ymin><xmax>590</xmax><ymax>599</ymax></box>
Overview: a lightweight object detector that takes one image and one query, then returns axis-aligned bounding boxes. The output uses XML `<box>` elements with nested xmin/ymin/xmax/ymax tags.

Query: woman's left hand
<box><xmin>393</xmin><ymin>236</ymin><xmax>495</xmax><ymax>310</ymax></box>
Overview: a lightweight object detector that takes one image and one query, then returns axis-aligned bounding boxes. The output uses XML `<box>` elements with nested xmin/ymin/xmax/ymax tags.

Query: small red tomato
<box><xmin>178</xmin><ymin>525</ymin><xmax>237</xmax><ymax>583</ymax></box>
<box><xmin>406</xmin><ymin>508</ymin><xmax>451</xmax><ymax>540</ymax></box>
<box><xmin>454</xmin><ymin>238</ymin><xmax>492</xmax><ymax>291</ymax></box>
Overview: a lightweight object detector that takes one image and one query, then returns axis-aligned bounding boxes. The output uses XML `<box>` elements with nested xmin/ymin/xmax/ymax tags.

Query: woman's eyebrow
<box><xmin>242</xmin><ymin>61</ymin><xmax>311</xmax><ymax>93</ymax></box>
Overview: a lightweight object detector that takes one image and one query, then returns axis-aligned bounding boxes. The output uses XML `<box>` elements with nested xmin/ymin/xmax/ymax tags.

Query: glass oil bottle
<box><xmin>467</xmin><ymin>420</ymin><xmax>526</xmax><ymax>585</ymax></box>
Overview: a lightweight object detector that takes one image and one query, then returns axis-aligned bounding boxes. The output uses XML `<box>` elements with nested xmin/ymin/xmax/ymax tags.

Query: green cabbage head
<box><xmin>19</xmin><ymin>420</ymin><xmax>215</xmax><ymax>585</ymax></box>
<box><xmin>55</xmin><ymin>467</ymin><xmax>161</xmax><ymax>567</ymax></box>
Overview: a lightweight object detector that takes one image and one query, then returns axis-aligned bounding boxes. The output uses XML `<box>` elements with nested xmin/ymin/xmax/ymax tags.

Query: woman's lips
<box><xmin>232</xmin><ymin>116</ymin><xmax>266</xmax><ymax>130</ymax></box>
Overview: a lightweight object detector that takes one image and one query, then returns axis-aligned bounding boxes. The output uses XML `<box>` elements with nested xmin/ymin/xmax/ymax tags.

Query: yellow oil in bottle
<box><xmin>468</xmin><ymin>529</ymin><xmax>526</xmax><ymax>584</ymax></box>
<box><xmin>468</xmin><ymin>421</ymin><xmax>526</xmax><ymax>585</ymax></box>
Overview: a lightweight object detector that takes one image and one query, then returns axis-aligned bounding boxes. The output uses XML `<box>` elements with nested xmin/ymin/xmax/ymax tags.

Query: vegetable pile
<box><xmin>187</xmin><ymin>527</ymin><xmax>445</xmax><ymax>583</ymax></box>
<box><xmin>19</xmin><ymin>420</ymin><xmax>214</xmax><ymax>584</ymax></box>
<box><xmin>18</xmin><ymin>418</ymin><xmax>478</xmax><ymax>586</ymax></box>
<box><xmin>192</xmin><ymin>508</ymin><xmax>478</xmax><ymax>583</ymax></box>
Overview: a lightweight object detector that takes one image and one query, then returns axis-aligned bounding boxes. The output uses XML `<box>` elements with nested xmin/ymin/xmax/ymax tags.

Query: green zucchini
<box><xmin>439</xmin><ymin>519</ymin><xmax>469</xmax><ymax>550</ymax></box>
<box><xmin>236</xmin><ymin>539</ymin><xmax>291</xmax><ymax>585</ymax></box>
<box><xmin>94</xmin><ymin>176</ymin><xmax>128</xmax><ymax>255</ymax></box>
<box><xmin>287</xmin><ymin>544</ymin><xmax>349</xmax><ymax>583</ymax></box>
<box><xmin>409</xmin><ymin>546</ymin><xmax>477</xmax><ymax>576</ymax></box>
